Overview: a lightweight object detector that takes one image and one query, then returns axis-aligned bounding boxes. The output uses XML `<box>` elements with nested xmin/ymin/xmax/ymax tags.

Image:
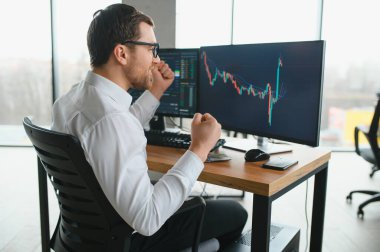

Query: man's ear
<box><xmin>113</xmin><ymin>44</ymin><xmax>128</xmax><ymax>65</ymax></box>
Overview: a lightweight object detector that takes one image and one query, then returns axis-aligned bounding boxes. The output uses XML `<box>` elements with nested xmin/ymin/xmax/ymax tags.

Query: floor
<box><xmin>1</xmin><ymin>147</ymin><xmax>380</xmax><ymax>251</ymax></box>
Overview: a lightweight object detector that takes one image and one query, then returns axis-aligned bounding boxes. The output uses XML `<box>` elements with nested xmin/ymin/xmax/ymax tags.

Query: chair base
<box><xmin>346</xmin><ymin>190</ymin><xmax>380</xmax><ymax>218</ymax></box>
<box><xmin>370</xmin><ymin>165</ymin><xmax>379</xmax><ymax>178</ymax></box>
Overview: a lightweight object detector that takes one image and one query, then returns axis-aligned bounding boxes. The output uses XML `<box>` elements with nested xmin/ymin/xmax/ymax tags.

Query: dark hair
<box><xmin>87</xmin><ymin>4</ymin><xmax>154</xmax><ymax>67</ymax></box>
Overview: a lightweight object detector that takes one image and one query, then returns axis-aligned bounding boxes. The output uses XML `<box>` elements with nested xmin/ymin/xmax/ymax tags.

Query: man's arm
<box><xmin>82</xmin><ymin>113</ymin><xmax>204</xmax><ymax>236</ymax></box>
<box><xmin>129</xmin><ymin>90</ymin><xmax>159</xmax><ymax>126</ymax></box>
<box><xmin>149</xmin><ymin>60</ymin><xmax>175</xmax><ymax>100</ymax></box>
<box><xmin>189</xmin><ymin>113</ymin><xmax>222</xmax><ymax>162</ymax></box>
<box><xmin>130</xmin><ymin>60</ymin><xmax>174</xmax><ymax>126</ymax></box>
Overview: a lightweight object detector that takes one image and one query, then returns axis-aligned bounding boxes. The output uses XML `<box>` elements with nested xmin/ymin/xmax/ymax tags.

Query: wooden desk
<box><xmin>147</xmin><ymin>145</ymin><xmax>331</xmax><ymax>252</ymax></box>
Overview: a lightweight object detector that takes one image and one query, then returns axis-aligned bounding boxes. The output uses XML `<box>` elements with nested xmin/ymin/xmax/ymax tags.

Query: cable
<box><xmin>200</xmin><ymin>182</ymin><xmax>208</xmax><ymax>197</ymax></box>
<box><xmin>168</xmin><ymin>117</ymin><xmax>191</xmax><ymax>132</ymax></box>
<box><xmin>304</xmin><ymin>179</ymin><xmax>309</xmax><ymax>252</ymax></box>
<box><xmin>167</xmin><ymin>117</ymin><xmax>180</xmax><ymax>128</ymax></box>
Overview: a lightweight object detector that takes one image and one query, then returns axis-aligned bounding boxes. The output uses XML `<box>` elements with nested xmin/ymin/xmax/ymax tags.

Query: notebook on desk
<box><xmin>223</xmin><ymin>138</ymin><xmax>292</xmax><ymax>154</ymax></box>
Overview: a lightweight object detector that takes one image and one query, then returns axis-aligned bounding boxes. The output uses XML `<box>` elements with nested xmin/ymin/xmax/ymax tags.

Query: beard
<box><xmin>125</xmin><ymin>65</ymin><xmax>153</xmax><ymax>91</ymax></box>
<box><xmin>130</xmin><ymin>73</ymin><xmax>152</xmax><ymax>90</ymax></box>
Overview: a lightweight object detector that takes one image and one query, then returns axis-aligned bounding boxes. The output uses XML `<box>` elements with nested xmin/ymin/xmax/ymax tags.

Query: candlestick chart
<box><xmin>201</xmin><ymin>51</ymin><xmax>284</xmax><ymax>126</ymax></box>
<box><xmin>198</xmin><ymin>41</ymin><xmax>325</xmax><ymax>146</ymax></box>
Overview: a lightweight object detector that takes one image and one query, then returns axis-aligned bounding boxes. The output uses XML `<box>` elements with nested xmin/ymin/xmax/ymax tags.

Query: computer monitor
<box><xmin>199</xmin><ymin>40</ymin><xmax>325</xmax><ymax>147</ymax></box>
<box><xmin>129</xmin><ymin>48</ymin><xmax>199</xmax><ymax>119</ymax></box>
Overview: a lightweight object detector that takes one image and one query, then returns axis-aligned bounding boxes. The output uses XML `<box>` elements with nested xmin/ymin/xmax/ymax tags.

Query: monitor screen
<box><xmin>199</xmin><ymin>41</ymin><xmax>325</xmax><ymax>146</ymax></box>
<box><xmin>129</xmin><ymin>48</ymin><xmax>199</xmax><ymax>118</ymax></box>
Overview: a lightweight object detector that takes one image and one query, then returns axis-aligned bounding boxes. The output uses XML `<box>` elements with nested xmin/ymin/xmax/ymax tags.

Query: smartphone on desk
<box><xmin>262</xmin><ymin>157</ymin><xmax>298</xmax><ymax>171</ymax></box>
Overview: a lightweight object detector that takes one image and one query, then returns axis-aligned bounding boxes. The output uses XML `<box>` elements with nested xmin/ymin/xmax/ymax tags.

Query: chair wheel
<box><xmin>357</xmin><ymin>209</ymin><xmax>364</xmax><ymax>219</ymax></box>
<box><xmin>346</xmin><ymin>195</ymin><xmax>352</xmax><ymax>203</ymax></box>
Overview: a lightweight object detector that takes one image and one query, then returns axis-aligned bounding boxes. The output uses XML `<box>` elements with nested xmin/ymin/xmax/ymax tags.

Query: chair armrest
<box><xmin>172</xmin><ymin>197</ymin><xmax>206</xmax><ymax>252</ymax></box>
<box><xmin>110</xmin><ymin>223</ymin><xmax>134</xmax><ymax>252</ymax></box>
<box><xmin>355</xmin><ymin>125</ymin><xmax>371</xmax><ymax>156</ymax></box>
<box><xmin>354</xmin><ymin>126</ymin><xmax>361</xmax><ymax>155</ymax></box>
<box><xmin>173</xmin><ymin>196</ymin><xmax>206</xmax><ymax>216</ymax></box>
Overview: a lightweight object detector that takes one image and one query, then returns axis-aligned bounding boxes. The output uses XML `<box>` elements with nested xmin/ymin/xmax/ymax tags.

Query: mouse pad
<box><xmin>206</xmin><ymin>153</ymin><xmax>232</xmax><ymax>163</ymax></box>
<box><xmin>262</xmin><ymin>157</ymin><xmax>298</xmax><ymax>170</ymax></box>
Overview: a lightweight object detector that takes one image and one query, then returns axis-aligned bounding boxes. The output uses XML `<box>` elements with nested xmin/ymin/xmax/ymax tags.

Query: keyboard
<box><xmin>144</xmin><ymin>130</ymin><xmax>225</xmax><ymax>151</ymax></box>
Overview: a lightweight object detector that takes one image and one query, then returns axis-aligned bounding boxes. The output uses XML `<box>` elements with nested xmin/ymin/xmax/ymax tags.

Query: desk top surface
<box><xmin>147</xmin><ymin>144</ymin><xmax>331</xmax><ymax>196</ymax></box>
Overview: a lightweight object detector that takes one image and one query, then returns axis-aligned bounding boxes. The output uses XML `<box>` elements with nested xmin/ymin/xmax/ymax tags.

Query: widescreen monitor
<box><xmin>199</xmin><ymin>40</ymin><xmax>325</xmax><ymax>146</ymax></box>
<box><xmin>129</xmin><ymin>48</ymin><xmax>199</xmax><ymax>118</ymax></box>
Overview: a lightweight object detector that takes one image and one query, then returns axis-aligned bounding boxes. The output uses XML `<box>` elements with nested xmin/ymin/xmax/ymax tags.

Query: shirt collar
<box><xmin>84</xmin><ymin>71</ymin><xmax>132</xmax><ymax>108</ymax></box>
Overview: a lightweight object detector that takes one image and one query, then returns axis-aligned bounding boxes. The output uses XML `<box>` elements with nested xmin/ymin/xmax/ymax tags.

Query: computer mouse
<box><xmin>245</xmin><ymin>149</ymin><xmax>270</xmax><ymax>162</ymax></box>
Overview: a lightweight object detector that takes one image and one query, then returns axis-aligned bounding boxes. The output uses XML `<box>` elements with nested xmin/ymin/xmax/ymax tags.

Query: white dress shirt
<box><xmin>51</xmin><ymin>71</ymin><xmax>204</xmax><ymax>236</ymax></box>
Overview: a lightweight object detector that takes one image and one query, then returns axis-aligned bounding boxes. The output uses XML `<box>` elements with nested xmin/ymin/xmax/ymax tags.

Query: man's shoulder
<box><xmin>53</xmin><ymin>79</ymin><xmax>139</xmax><ymax>136</ymax></box>
<box><xmin>56</xmin><ymin>81</ymin><xmax>121</xmax><ymax>116</ymax></box>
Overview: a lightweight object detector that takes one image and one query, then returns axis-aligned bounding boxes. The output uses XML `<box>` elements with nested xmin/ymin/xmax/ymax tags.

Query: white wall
<box><xmin>125</xmin><ymin>0</ymin><xmax>176</xmax><ymax>48</ymax></box>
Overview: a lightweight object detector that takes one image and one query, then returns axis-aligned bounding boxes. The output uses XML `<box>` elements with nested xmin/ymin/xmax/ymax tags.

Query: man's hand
<box><xmin>150</xmin><ymin>61</ymin><xmax>175</xmax><ymax>100</ymax></box>
<box><xmin>189</xmin><ymin>113</ymin><xmax>222</xmax><ymax>162</ymax></box>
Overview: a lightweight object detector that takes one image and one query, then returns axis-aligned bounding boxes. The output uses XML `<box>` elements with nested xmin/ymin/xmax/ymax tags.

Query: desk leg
<box><xmin>310</xmin><ymin>165</ymin><xmax>328</xmax><ymax>252</ymax></box>
<box><xmin>251</xmin><ymin>194</ymin><xmax>272</xmax><ymax>252</ymax></box>
<box><xmin>38</xmin><ymin>158</ymin><xmax>50</xmax><ymax>252</ymax></box>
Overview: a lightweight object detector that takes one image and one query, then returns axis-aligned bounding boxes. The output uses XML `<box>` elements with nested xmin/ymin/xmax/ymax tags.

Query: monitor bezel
<box><xmin>199</xmin><ymin>40</ymin><xmax>326</xmax><ymax>147</ymax></box>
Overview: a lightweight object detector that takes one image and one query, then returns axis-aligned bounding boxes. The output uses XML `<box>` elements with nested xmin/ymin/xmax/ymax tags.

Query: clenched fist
<box><xmin>189</xmin><ymin>113</ymin><xmax>222</xmax><ymax>162</ymax></box>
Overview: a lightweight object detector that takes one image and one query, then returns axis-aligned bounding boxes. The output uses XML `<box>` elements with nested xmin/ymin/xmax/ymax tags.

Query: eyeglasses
<box><xmin>123</xmin><ymin>41</ymin><xmax>160</xmax><ymax>58</ymax></box>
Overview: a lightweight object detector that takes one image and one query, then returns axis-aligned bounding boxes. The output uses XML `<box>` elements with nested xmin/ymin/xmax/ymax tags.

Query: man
<box><xmin>52</xmin><ymin>3</ymin><xmax>247</xmax><ymax>251</ymax></box>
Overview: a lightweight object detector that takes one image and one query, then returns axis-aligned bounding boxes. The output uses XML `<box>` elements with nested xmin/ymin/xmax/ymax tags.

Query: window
<box><xmin>321</xmin><ymin>0</ymin><xmax>380</xmax><ymax>147</ymax></box>
<box><xmin>177</xmin><ymin>0</ymin><xmax>378</xmax><ymax>148</ymax></box>
<box><xmin>0</xmin><ymin>1</ymin><xmax>52</xmax><ymax>125</ymax></box>
<box><xmin>176</xmin><ymin>0</ymin><xmax>233</xmax><ymax>48</ymax></box>
<box><xmin>55</xmin><ymin>0</ymin><xmax>120</xmax><ymax>96</ymax></box>
<box><xmin>232</xmin><ymin>0</ymin><xmax>321</xmax><ymax>44</ymax></box>
<box><xmin>0</xmin><ymin>0</ymin><xmax>119</xmax><ymax>145</ymax></box>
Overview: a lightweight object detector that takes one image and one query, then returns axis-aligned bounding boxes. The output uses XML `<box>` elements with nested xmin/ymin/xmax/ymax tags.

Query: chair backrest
<box><xmin>23</xmin><ymin>117</ymin><xmax>133</xmax><ymax>252</ymax></box>
<box><xmin>366</xmin><ymin>99</ymin><xmax>380</xmax><ymax>166</ymax></box>
<box><xmin>369</xmin><ymin>98</ymin><xmax>380</xmax><ymax>141</ymax></box>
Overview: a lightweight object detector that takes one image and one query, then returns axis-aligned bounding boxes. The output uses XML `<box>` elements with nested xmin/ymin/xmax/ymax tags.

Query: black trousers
<box><xmin>130</xmin><ymin>199</ymin><xmax>248</xmax><ymax>252</ymax></box>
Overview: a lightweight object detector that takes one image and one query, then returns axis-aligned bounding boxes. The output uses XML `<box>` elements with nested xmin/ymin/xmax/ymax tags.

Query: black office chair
<box><xmin>23</xmin><ymin>117</ymin><xmax>206</xmax><ymax>252</ymax></box>
<box><xmin>346</xmin><ymin>97</ymin><xmax>380</xmax><ymax>218</ymax></box>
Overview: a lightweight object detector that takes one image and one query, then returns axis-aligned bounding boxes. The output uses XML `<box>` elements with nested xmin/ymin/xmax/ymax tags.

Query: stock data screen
<box><xmin>129</xmin><ymin>49</ymin><xmax>198</xmax><ymax>118</ymax></box>
<box><xmin>199</xmin><ymin>41</ymin><xmax>325</xmax><ymax>146</ymax></box>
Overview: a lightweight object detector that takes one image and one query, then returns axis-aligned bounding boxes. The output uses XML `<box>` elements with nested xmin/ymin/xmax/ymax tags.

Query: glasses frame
<box><xmin>123</xmin><ymin>40</ymin><xmax>160</xmax><ymax>58</ymax></box>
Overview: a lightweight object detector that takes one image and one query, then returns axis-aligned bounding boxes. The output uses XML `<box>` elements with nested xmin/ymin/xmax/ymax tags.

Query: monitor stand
<box><xmin>149</xmin><ymin>115</ymin><xmax>165</xmax><ymax>131</ymax></box>
<box><xmin>223</xmin><ymin>136</ymin><xmax>292</xmax><ymax>154</ymax></box>
<box><xmin>148</xmin><ymin>115</ymin><xmax>180</xmax><ymax>133</ymax></box>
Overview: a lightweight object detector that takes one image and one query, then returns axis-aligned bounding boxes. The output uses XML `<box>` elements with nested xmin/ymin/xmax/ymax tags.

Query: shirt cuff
<box><xmin>186</xmin><ymin>150</ymin><xmax>204</xmax><ymax>166</ymax></box>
